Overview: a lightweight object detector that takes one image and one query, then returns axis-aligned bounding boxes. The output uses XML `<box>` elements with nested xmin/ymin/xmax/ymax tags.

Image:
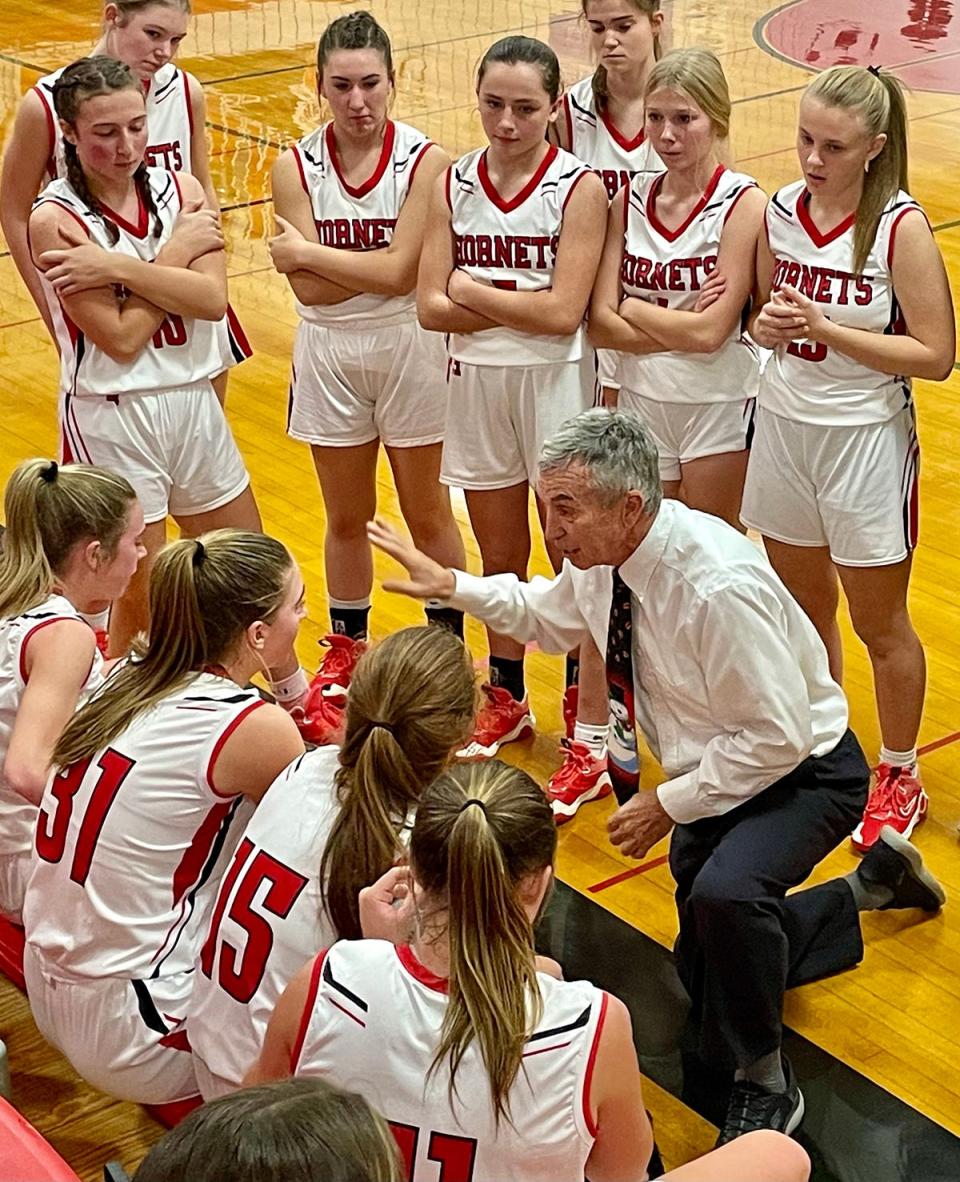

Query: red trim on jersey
<box><xmin>172</xmin><ymin>800</ymin><xmax>234</xmax><ymax>906</ymax></box>
<box><xmin>99</xmin><ymin>185</ymin><xmax>150</xmax><ymax>239</ymax></box>
<box><xmin>407</xmin><ymin>141</ymin><xmax>435</xmax><ymax>188</ymax></box>
<box><xmin>35</xmin><ymin>200</ymin><xmax>92</xmax><ymax>242</ymax></box>
<box><xmin>226</xmin><ymin>304</ymin><xmax>253</xmax><ymax>359</ymax></box>
<box><xmin>647</xmin><ymin>163</ymin><xmax>725</xmax><ymax>244</ymax></box>
<box><xmin>18</xmin><ymin>617</ymin><xmax>75</xmax><ymax>683</ymax></box>
<box><xmin>562</xmin><ymin>93</ymin><xmax>573</xmax><ymax>154</ymax></box>
<box><xmin>561</xmin><ymin>168</ymin><xmax>591</xmax><ymax>213</ymax></box>
<box><xmin>33</xmin><ymin>85</ymin><xmax>56</xmax><ymax>164</ymax></box>
<box><xmin>397</xmin><ymin>943</ymin><xmax>449</xmax><ymax>994</ymax></box>
<box><xmin>599</xmin><ymin>106</ymin><xmax>645</xmax><ymax>153</ymax></box>
<box><xmin>206</xmin><ymin>699</ymin><xmax>266</xmax><ymax>796</ymax></box>
<box><xmin>291</xmin><ymin>949</ymin><xmax>328</xmax><ymax>1072</ymax></box>
<box><xmin>796</xmin><ymin>188</ymin><xmax>855</xmax><ymax>249</ymax></box>
<box><xmin>184</xmin><ymin>70</ymin><xmax>196</xmax><ymax>140</ymax></box>
<box><xmin>171</xmin><ymin>170</ymin><xmax>184</xmax><ymax>206</ymax></box>
<box><xmin>326</xmin><ymin>120</ymin><xmax>396</xmax><ymax>199</ymax></box>
<box><xmin>292</xmin><ymin>145</ymin><xmax>310</xmax><ymax>196</ymax></box>
<box><xmin>444</xmin><ymin>166</ymin><xmax>453</xmax><ymax>212</ymax></box>
<box><xmin>582</xmin><ymin>991</ymin><xmax>609</xmax><ymax>1139</ymax></box>
<box><xmin>722</xmin><ymin>183</ymin><xmax>758</xmax><ymax>226</ymax></box>
<box><xmin>329</xmin><ymin>996</ymin><xmax>367</xmax><ymax>1027</ymax></box>
<box><xmin>158</xmin><ymin>1027</ymin><xmax>193</xmax><ymax>1053</ymax></box>
<box><xmin>478</xmin><ymin>144</ymin><xmax>557</xmax><ymax>214</ymax></box>
<box><xmin>886</xmin><ymin>205</ymin><xmax>924</xmax><ymax>268</ymax></box>
<box><xmin>522</xmin><ymin>1040</ymin><xmax>572</xmax><ymax>1058</ymax></box>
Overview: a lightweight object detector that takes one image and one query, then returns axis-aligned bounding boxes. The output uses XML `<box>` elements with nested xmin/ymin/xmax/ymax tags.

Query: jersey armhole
<box><xmin>886</xmin><ymin>204</ymin><xmax>927</xmax><ymax>269</ymax></box>
<box><xmin>562</xmin><ymin>93</ymin><xmax>573</xmax><ymax>153</ymax></box>
<box><xmin>183</xmin><ymin>69</ymin><xmax>195</xmax><ymax>142</ymax></box>
<box><xmin>581</xmin><ymin>990</ymin><xmax>610</xmax><ymax>1140</ymax></box>
<box><xmin>561</xmin><ymin>167</ymin><xmax>592</xmax><ymax>214</ymax></box>
<box><xmin>408</xmin><ymin>140</ymin><xmax>435</xmax><ymax>187</ymax></box>
<box><xmin>722</xmin><ymin>182</ymin><xmax>759</xmax><ymax>226</ymax></box>
<box><xmin>18</xmin><ymin>616</ymin><xmax>79</xmax><ymax>685</ymax></box>
<box><xmin>290</xmin><ymin>948</ymin><xmax>328</xmax><ymax>1073</ymax></box>
<box><xmin>292</xmin><ymin>145</ymin><xmax>310</xmax><ymax>196</ymax></box>
<box><xmin>444</xmin><ymin>166</ymin><xmax>453</xmax><ymax>213</ymax></box>
<box><xmin>205</xmin><ymin>698</ymin><xmax>267</xmax><ymax>797</ymax></box>
<box><xmin>32</xmin><ymin>85</ymin><xmax>56</xmax><ymax>164</ymax></box>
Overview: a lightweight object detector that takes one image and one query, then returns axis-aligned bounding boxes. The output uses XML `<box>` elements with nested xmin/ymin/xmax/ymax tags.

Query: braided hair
<box><xmin>53</xmin><ymin>56</ymin><xmax>163</xmax><ymax>245</ymax></box>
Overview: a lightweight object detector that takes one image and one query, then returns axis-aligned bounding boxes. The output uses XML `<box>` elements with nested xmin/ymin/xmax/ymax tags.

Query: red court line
<box><xmin>588</xmin><ymin>854</ymin><xmax>669</xmax><ymax>894</ymax></box>
<box><xmin>919</xmin><ymin>731</ymin><xmax>960</xmax><ymax>757</ymax></box>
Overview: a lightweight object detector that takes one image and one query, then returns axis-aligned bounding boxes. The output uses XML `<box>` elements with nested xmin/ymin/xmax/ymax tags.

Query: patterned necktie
<box><xmin>605</xmin><ymin>567</ymin><xmax>640</xmax><ymax>805</ymax></box>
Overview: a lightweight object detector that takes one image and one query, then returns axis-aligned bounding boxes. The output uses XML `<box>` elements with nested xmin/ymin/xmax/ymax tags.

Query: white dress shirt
<box><xmin>449</xmin><ymin>500</ymin><xmax>848</xmax><ymax>825</ymax></box>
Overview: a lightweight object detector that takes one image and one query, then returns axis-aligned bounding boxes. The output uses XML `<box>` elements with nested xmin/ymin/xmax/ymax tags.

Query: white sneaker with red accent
<box><xmin>546</xmin><ymin>738</ymin><xmax>612</xmax><ymax>825</ymax></box>
<box><xmin>309</xmin><ymin>633</ymin><xmax>367</xmax><ymax>702</ymax></box>
<box><xmin>456</xmin><ymin>684</ymin><xmax>535</xmax><ymax>760</ymax></box>
<box><xmin>851</xmin><ymin>763</ymin><xmax>928</xmax><ymax>853</ymax></box>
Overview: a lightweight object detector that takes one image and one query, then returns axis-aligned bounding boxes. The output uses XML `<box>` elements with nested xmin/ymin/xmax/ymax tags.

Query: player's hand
<box><xmin>358</xmin><ymin>865</ymin><xmax>415</xmax><ymax>944</ymax></box>
<box><xmin>752</xmin><ymin>291</ymin><xmax>807</xmax><ymax>348</ymax></box>
<box><xmin>269</xmin><ymin>215</ymin><xmax>307</xmax><ymax>274</ymax></box>
<box><xmin>777</xmin><ymin>284</ymin><xmax>830</xmax><ymax>341</ymax></box>
<box><xmin>165</xmin><ymin>196</ymin><xmax>224</xmax><ymax>263</ymax></box>
<box><xmin>367</xmin><ymin>518</ymin><xmax>457</xmax><ymax>600</ymax></box>
<box><xmin>694</xmin><ymin>270</ymin><xmax>727</xmax><ymax>312</ymax></box>
<box><xmin>38</xmin><ymin>241</ymin><xmax>119</xmax><ymax>295</ymax></box>
<box><xmin>607</xmin><ymin>790</ymin><xmax>673</xmax><ymax>860</ymax></box>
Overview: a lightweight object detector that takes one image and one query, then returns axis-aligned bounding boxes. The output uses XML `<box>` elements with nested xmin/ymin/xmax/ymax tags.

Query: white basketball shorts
<box><xmin>288</xmin><ymin>317</ymin><xmax>447</xmax><ymax>449</ymax></box>
<box><xmin>441</xmin><ymin>353</ymin><xmax>594</xmax><ymax>490</ymax></box>
<box><xmin>619</xmin><ymin>388</ymin><xmax>756</xmax><ymax>483</ymax></box>
<box><xmin>23</xmin><ymin>944</ymin><xmax>199</xmax><ymax>1104</ymax></box>
<box><xmin>60</xmin><ymin>380</ymin><xmax>250</xmax><ymax>526</ymax></box>
<box><xmin>740</xmin><ymin>404</ymin><xmax>919</xmax><ymax>566</ymax></box>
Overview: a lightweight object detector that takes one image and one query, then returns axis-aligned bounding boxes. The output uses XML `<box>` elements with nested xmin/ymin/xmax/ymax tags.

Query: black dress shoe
<box><xmin>716</xmin><ymin>1055</ymin><xmax>804</xmax><ymax>1147</ymax></box>
<box><xmin>859</xmin><ymin>825</ymin><xmax>945</xmax><ymax>912</ymax></box>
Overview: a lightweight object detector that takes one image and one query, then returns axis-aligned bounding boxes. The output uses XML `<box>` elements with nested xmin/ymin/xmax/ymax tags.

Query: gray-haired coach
<box><xmin>367</xmin><ymin>409</ymin><xmax>944</xmax><ymax>1147</ymax></box>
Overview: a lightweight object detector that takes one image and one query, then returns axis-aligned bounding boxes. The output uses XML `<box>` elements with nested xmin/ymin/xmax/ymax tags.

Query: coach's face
<box><xmin>538</xmin><ymin>464</ymin><xmax>647</xmax><ymax>570</ymax></box>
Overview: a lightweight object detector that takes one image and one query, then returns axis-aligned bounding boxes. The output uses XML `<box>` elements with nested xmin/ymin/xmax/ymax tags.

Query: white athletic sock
<box><xmin>78</xmin><ymin>607</ymin><xmax>110</xmax><ymax>632</ymax></box>
<box><xmin>879</xmin><ymin>745</ymin><xmax>918</xmax><ymax>771</ymax></box>
<box><xmin>270</xmin><ymin>666</ymin><xmax>310</xmax><ymax>710</ymax></box>
<box><xmin>573</xmin><ymin>722</ymin><xmax>607</xmax><ymax>759</ymax></box>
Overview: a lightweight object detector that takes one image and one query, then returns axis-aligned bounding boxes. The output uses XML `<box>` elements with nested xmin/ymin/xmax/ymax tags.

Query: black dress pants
<box><xmin>669</xmin><ymin>728</ymin><xmax>869</xmax><ymax>1069</ymax></box>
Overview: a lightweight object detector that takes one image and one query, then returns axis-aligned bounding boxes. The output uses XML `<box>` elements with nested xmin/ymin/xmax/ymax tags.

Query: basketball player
<box><xmin>741</xmin><ymin>65</ymin><xmax>955</xmax><ymax>851</ymax></box>
<box><xmin>269</xmin><ymin>12</ymin><xmax>465</xmax><ymax>740</ymax></box>
<box><xmin>187</xmin><ymin>625</ymin><xmax>476</xmax><ymax>1098</ymax></box>
<box><xmin>418</xmin><ymin>36</ymin><xmax>607</xmax><ymax>757</ymax></box>
<box><xmin>545</xmin><ymin>0</ymin><xmax>665</xmax><ymax>825</ymax></box>
<box><xmin>249</xmin><ymin>760</ymin><xmax>654</xmax><ymax>1182</ymax></box>
<box><xmin>25</xmin><ymin>57</ymin><xmax>264</xmax><ymax>663</ymax></box>
<box><xmin>21</xmin><ymin>530</ymin><xmax>305</xmax><ymax>1104</ymax></box>
<box><xmin>0</xmin><ymin>460</ymin><xmax>142</xmax><ymax>923</ymax></box>
<box><xmin>0</xmin><ymin>0</ymin><xmax>246</xmax><ymax>415</ymax></box>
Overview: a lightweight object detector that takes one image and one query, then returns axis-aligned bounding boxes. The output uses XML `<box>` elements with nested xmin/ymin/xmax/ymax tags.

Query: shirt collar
<box><xmin>616</xmin><ymin>501</ymin><xmax>674</xmax><ymax>601</ymax></box>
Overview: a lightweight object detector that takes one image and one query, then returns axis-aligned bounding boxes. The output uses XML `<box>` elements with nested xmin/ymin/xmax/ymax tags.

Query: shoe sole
<box><xmin>456</xmin><ymin>714</ymin><xmax>536</xmax><ymax>761</ymax></box>
<box><xmin>851</xmin><ymin>791</ymin><xmax>928</xmax><ymax>854</ymax></box>
<box><xmin>878</xmin><ymin>825</ymin><xmax>946</xmax><ymax>910</ymax></box>
<box><xmin>551</xmin><ymin>774</ymin><xmax>613</xmax><ymax>824</ymax></box>
<box><xmin>785</xmin><ymin>1089</ymin><xmax>805</xmax><ymax>1137</ymax></box>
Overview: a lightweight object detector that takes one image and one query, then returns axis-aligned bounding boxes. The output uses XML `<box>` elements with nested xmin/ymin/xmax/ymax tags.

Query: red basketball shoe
<box><xmin>546</xmin><ymin>738</ymin><xmax>612</xmax><ymax>825</ymax></box>
<box><xmin>456</xmin><ymin>684</ymin><xmax>534</xmax><ymax>760</ymax></box>
<box><xmin>851</xmin><ymin>763</ymin><xmax>928</xmax><ymax>853</ymax></box>
<box><xmin>309</xmin><ymin>634</ymin><xmax>367</xmax><ymax>702</ymax></box>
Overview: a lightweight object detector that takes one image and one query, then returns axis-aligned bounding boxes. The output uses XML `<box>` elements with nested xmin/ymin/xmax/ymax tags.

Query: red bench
<box><xmin>0</xmin><ymin>1095</ymin><xmax>82</xmax><ymax>1181</ymax></box>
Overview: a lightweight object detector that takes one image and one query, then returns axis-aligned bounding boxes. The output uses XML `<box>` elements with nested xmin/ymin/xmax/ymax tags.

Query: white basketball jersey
<box><xmin>293</xmin><ymin>941</ymin><xmax>607</xmax><ymax>1182</ymax></box>
<box><xmin>292</xmin><ymin>120</ymin><xmax>433</xmax><ymax>325</ymax></box>
<box><xmin>188</xmin><ymin>746</ymin><xmax>340</xmax><ymax>1091</ymax></box>
<box><xmin>0</xmin><ymin>596</ymin><xmax>102</xmax><ymax>861</ymax></box>
<box><xmin>34</xmin><ymin>63</ymin><xmax>194</xmax><ymax>181</ymax></box>
<box><xmin>23</xmin><ymin>672</ymin><xmax>261</xmax><ymax>980</ymax></box>
<box><xmin>35</xmin><ymin>169</ymin><xmax>224</xmax><ymax>396</ymax></box>
<box><xmin>618</xmin><ymin>164</ymin><xmax>760</xmax><ymax>403</ymax></box>
<box><xmin>564</xmin><ymin>76</ymin><xmax>661</xmax><ymax>200</ymax></box>
<box><xmin>761</xmin><ymin>181</ymin><xmax>919</xmax><ymax>426</ymax></box>
<box><xmin>447</xmin><ymin>146</ymin><xmax>593</xmax><ymax>366</ymax></box>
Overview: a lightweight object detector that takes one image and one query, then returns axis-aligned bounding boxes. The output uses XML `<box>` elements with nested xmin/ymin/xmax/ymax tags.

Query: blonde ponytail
<box><xmin>320</xmin><ymin>626</ymin><xmax>476</xmax><ymax>940</ymax></box>
<box><xmin>806</xmin><ymin>65</ymin><xmax>910</xmax><ymax>274</ymax></box>
<box><xmin>412</xmin><ymin>761</ymin><xmax>557</xmax><ymax>1124</ymax></box>
<box><xmin>0</xmin><ymin>459</ymin><xmax>136</xmax><ymax>621</ymax></box>
<box><xmin>53</xmin><ymin>529</ymin><xmax>292</xmax><ymax>768</ymax></box>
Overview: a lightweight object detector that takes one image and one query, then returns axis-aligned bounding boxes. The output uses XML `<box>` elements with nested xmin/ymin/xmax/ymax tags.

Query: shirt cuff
<box><xmin>448</xmin><ymin>569</ymin><xmax>488</xmax><ymax>612</ymax></box>
<box><xmin>656</xmin><ymin>773</ymin><xmax>711</xmax><ymax>826</ymax></box>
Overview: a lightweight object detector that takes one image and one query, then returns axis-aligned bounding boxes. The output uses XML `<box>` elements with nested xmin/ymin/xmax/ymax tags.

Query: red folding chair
<box><xmin>0</xmin><ymin>913</ymin><xmax>26</xmax><ymax>992</ymax></box>
<box><xmin>0</xmin><ymin>1096</ymin><xmax>81</xmax><ymax>1180</ymax></box>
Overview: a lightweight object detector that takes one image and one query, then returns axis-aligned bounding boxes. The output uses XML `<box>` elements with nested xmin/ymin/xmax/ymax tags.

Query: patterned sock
<box><xmin>424</xmin><ymin>602</ymin><xmax>464</xmax><ymax>638</ymax></box>
<box><xmin>573</xmin><ymin>721</ymin><xmax>607</xmax><ymax>758</ymax></box>
<box><xmin>879</xmin><ymin>745</ymin><xmax>918</xmax><ymax>772</ymax></box>
<box><xmin>329</xmin><ymin>597</ymin><xmax>370</xmax><ymax>641</ymax></box>
<box><xmin>488</xmin><ymin>655</ymin><xmax>525</xmax><ymax>703</ymax></box>
<box><xmin>565</xmin><ymin>654</ymin><xmax>580</xmax><ymax>688</ymax></box>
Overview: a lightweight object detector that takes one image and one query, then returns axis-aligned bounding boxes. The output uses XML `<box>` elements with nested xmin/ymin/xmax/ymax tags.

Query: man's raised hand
<box><xmin>367</xmin><ymin>518</ymin><xmax>457</xmax><ymax>600</ymax></box>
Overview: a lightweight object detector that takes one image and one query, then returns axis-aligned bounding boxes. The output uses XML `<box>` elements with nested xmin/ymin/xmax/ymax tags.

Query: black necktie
<box><xmin>605</xmin><ymin>568</ymin><xmax>640</xmax><ymax>804</ymax></box>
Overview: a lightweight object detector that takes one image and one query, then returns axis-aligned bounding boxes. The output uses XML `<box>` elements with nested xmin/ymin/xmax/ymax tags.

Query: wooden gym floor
<box><xmin>1</xmin><ymin>1</ymin><xmax>959</xmax><ymax>1176</ymax></box>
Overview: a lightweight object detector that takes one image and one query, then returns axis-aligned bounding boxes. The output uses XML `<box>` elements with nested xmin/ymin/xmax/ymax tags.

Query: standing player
<box><xmin>418</xmin><ymin>36</ymin><xmax>607</xmax><ymax>757</ymax></box>
<box><xmin>21</xmin><ymin>529</ymin><xmax>305</xmax><ymax>1104</ymax></box>
<box><xmin>0</xmin><ymin>0</ymin><xmax>247</xmax><ymax>414</ymax></box>
<box><xmin>741</xmin><ymin>65</ymin><xmax>955</xmax><ymax>851</ymax></box>
<box><xmin>545</xmin><ymin>0</ymin><xmax>665</xmax><ymax>820</ymax></box>
<box><xmin>269</xmin><ymin>11</ymin><xmax>465</xmax><ymax>736</ymax></box>
<box><xmin>249</xmin><ymin>760</ymin><xmax>655</xmax><ymax>1182</ymax></box>
<box><xmin>188</xmin><ymin>625</ymin><xmax>476</xmax><ymax>1098</ymax></box>
<box><xmin>0</xmin><ymin>460</ymin><xmax>142</xmax><ymax>923</ymax></box>
<box><xmin>26</xmin><ymin>57</ymin><xmax>263</xmax><ymax>659</ymax></box>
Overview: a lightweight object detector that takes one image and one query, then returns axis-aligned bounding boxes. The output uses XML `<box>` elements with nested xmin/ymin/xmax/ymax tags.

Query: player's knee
<box><xmin>737</xmin><ymin>1130</ymin><xmax>811</xmax><ymax>1180</ymax></box>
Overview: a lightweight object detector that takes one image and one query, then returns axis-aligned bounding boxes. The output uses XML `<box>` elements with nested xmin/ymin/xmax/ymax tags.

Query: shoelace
<box><xmin>318</xmin><ymin>639</ymin><xmax>358</xmax><ymax>680</ymax></box>
<box><xmin>723</xmin><ymin>1081</ymin><xmax>783</xmax><ymax>1136</ymax></box>
<box><xmin>866</xmin><ymin>768</ymin><xmax>900</xmax><ymax>816</ymax></box>
<box><xmin>559</xmin><ymin>738</ymin><xmax>593</xmax><ymax>772</ymax></box>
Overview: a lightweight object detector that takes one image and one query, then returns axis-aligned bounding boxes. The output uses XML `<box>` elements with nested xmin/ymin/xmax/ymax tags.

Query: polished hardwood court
<box><xmin>0</xmin><ymin>0</ymin><xmax>958</xmax><ymax>1176</ymax></box>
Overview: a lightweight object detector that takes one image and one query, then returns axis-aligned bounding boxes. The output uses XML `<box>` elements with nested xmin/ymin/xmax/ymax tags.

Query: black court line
<box><xmin>934</xmin><ymin>217</ymin><xmax>960</xmax><ymax>233</ymax></box>
<box><xmin>539</xmin><ymin>880</ymin><xmax>960</xmax><ymax>1182</ymax></box>
<box><xmin>206</xmin><ymin>120</ymin><xmax>283</xmax><ymax>153</ymax></box>
<box><xmin>221</xmin><ymin>196</ymin><xmax>272</xmax><ymax>213</ymax></box>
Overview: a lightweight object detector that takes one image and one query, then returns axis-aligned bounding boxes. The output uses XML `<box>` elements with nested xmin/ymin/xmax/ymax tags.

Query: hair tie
<box><xmin>459</xmin><ymin>797</ymin><xmax>487</xmax><ymax>816</ymax></box>
<box><xmin>866</xmin><ymin>64</ymin><xmax>883</xmax><ymax>77</ymax></box>
<box><xmin>370</xmin><ymin>719</ymin><xmax>395</xmax><ymax>736</ymax></box>
<box><xmin>192</xmin><ymin>540</ymin><xmax>206</xmax><ymax>568</ymax></box>
<box><xmin>39</xmin><ymin>461</ymin><xmax>58</xmax><ymax>484</ymax></box>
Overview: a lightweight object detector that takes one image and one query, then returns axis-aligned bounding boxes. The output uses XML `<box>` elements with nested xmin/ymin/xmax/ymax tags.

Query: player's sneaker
<box><xmin>94</xmin><ymin>629</ymin><xmax>110</xmax><ymax>658</ymax></box>
<box><xmin>546</xmin><ymin>739</ymin><xmax>612</xmax><ymax>825</ymax></box>
<box><xmin>851</xmin><ymin>763</ymin><xmax>928</xmax><ymax>853</ymax></box>
<box><xmin>562</xmin><ymin>684</ymin><xmax>578</xmax><ymax>740</ymax></box>
<box><xmin>456</xmin><ymin>684</ymin><xmax>534</xmax><ymax>760</ymax></box>
<box><xmin>309</xmin><ymin>633</ymin><xmax>367</xmax><ymax>702</ymax></box>
<box><xmin>293</xmin><ymin>694</ymin><xmax>345</xmax><ymax>747</ymax></box>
